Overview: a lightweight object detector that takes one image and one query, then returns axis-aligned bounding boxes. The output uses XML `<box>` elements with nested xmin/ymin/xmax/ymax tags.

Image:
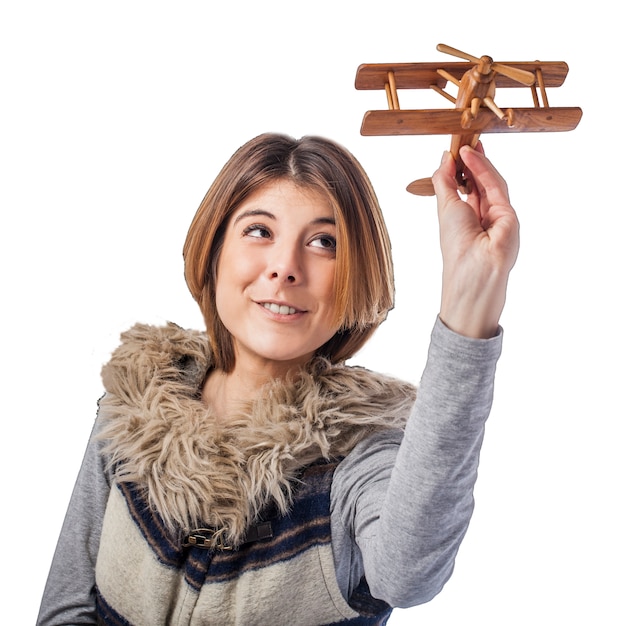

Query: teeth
<box><xmin>263</xmin><ymin>303</ymin><xmax>297</xmax><ymax>315</ymax></box>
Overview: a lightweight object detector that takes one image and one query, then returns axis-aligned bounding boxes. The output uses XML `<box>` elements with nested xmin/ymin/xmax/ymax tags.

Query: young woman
<box><xmin>37</xmin><ymin>133</ymin><xmax>519</xmax><ymax>625</ymax></box>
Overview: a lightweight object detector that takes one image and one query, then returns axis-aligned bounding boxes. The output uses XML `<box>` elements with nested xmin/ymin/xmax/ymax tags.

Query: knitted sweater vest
<box><xmin>94</xmin><ymin>461</ymin><xmax>392</xmax><ymax>625</ymax></box>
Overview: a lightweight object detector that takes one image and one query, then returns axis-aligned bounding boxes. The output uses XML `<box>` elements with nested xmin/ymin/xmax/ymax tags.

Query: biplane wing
<box><xmin>355</xmin><ymin>61</ymin><xmax>571</xmax><ymax>91</ymax></box>
<box><xmin>361</xmin><ymin>107</ymin><xmax>583</xmax><ymax>136</ymax></box>
<box><xmin>356</xmin><ymin>60</ymin><xmax>581</xmax><ymax>137</ymax></box>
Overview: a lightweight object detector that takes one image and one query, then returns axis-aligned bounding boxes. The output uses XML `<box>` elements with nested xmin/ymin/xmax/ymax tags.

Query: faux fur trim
<box><xmin>98</xmin><ymin>322</ymin><xmax>416</xmax><ymax>546</ymax></box>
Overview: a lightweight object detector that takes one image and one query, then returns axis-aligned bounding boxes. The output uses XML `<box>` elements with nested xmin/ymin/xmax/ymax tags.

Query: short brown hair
<box><xmin>183</xmin><ymin>133</ymin><xmax>394</xmax><ymax>371</ymax></box>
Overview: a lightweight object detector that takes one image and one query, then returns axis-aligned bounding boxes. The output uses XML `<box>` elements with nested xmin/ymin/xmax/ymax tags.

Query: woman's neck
<box><xmin>201</xmin><ymin>364</ymin><xmax>284</xmax><ymax>422</ymax></box>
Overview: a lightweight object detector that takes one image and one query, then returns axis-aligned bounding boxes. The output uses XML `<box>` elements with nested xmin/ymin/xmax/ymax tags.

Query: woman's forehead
<box><xmin>231</xmin><ymin>179</ymin><xmax>337</xmax><ymax>219</ymax></box>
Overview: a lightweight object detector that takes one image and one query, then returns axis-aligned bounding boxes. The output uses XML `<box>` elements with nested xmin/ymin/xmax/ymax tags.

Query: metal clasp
<box><xmin>183</xmin><ymin>528</ymin><xmax>233</xmax><ymax>551</ymax></box>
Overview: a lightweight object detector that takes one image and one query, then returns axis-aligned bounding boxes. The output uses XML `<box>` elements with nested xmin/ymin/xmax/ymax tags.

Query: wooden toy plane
<box><xmin>355</xmin><ymin>44</ymin><xmax>583</xmax><ymax>195</ymax></box>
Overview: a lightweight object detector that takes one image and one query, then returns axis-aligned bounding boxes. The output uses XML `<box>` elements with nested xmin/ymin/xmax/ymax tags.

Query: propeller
<box><xmin>437</xmin><ymin>43</ymin><xmax>535</xmax><ymax>86</ymax></box>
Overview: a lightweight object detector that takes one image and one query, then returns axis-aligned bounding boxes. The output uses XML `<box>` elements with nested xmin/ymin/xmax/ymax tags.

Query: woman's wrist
<box><xmin>439</xmin><ymin>269</ymin><xmax>509</xmax><ymax>339</ymax></box>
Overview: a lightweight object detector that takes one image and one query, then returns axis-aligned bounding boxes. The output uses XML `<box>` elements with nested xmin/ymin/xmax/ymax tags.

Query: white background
<box><xmin>2</xmin><ymin>1</ymin><xmax>621</xmax><ymax>624</ymax></box>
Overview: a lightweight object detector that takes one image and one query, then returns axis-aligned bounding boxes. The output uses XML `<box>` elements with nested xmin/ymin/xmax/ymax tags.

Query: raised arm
<box><xmin>332</xmin><ymin>146</ymin><xmax>519</xmax><ymax>606</ymax></box>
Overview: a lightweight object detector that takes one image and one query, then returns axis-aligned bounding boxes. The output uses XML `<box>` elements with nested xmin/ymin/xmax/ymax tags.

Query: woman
<box><xmin>37</xmin><ymin>133</ymin><xmax>519</xmax><ymax>625</ymax></box>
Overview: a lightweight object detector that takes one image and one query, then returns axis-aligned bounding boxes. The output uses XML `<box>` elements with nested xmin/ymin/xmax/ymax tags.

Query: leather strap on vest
<box><xmin>183</xmin><ymin>521</ymin><xmax>274</xmax><ymax>551</ymax></box>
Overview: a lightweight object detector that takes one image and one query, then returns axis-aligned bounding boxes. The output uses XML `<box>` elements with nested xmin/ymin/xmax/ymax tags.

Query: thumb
<box><xmin>432</xmin><ymin>151</ymin><xmax>461</xmax><ymax>210</ymax></box>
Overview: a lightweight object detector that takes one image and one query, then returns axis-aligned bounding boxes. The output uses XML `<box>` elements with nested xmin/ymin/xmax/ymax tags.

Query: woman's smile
<box><xmin>260</xmin><ymin>301</ymin><xmax>301</xmax><ymax>316</ymax></box>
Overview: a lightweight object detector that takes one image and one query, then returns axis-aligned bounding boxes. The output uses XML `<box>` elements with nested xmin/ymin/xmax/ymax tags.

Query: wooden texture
<box><xmin>406</xmin><ymin>178</ymin><xmax>435</xmax><ymax>196</ymax></box>
<box><xmin>360</xmin><ymin>107</ymin><xmax>583</xmax><ymax>136</ymax></box>
<box><xmin>436</xmin><ymin>43</ymin><xmax>535</xmax><ymax>86</ymax></box>
<box><xmin>355</xmin><ymin>45</ymin><xmax>581</xmax><ymax>196</ymax></box>
<box><xmin>355</xmin><ymin>61</ymin><xmax>570</xmax><ymax>91</ymax></box>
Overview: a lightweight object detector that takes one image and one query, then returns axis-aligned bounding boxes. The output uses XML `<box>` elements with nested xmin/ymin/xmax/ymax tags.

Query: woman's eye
<box><xmin>243</xmin><ymin>225</ymin><xmax>271</xmax><ymax>239</ymax></box>
<box><xmin>310</xmin><ymin>235</ymin><xmax>337</xmax><ymax>251</ymax></box>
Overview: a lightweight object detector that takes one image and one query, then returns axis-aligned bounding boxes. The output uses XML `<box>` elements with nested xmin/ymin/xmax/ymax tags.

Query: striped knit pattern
<box><xmin>95</xmin><ymin>462</ymin><xmax>392</xmax><ymax>625</ymax></box>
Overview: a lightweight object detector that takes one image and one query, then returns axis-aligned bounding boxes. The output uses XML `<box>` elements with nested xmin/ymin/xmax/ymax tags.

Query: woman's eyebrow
<box><xmin>233</xmin><ymin>210</ymin><xmax>335</xmax><ymax>226</ymax></box>
<box><xmin>233</xmin><ymin>209</ymin><xmax>276</xmax><ymax>225</ymax></box>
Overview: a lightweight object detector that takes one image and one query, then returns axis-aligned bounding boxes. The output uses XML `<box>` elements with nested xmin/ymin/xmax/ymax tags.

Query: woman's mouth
<box><xmin>262</xmin><ymin>302</ymin><xmax>298</xmax><ymax>315</ymax></box>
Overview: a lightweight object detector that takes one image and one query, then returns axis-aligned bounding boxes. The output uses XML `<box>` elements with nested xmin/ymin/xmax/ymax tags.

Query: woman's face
<box><xmin>215</xmin><ymin>179</ymin><xmax>340</xmax><ymax>375</ymax></box>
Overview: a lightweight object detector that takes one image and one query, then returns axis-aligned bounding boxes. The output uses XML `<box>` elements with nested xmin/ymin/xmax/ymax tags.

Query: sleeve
<box><xmin>331</xmin><ymin>317</ymin><xmax>503</xmax><ymax>608</ymax></box>
<box><xmin>37</xmin><ymin>411</ymin><xmax>112</xmax><ymax>625</ymax></box>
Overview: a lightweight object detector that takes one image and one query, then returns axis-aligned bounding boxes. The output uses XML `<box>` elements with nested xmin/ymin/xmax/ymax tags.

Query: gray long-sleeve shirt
<box><xmin>37</xmin><ymin>318</ymin><xmax>502</xmax><ymax>623</ymax></box>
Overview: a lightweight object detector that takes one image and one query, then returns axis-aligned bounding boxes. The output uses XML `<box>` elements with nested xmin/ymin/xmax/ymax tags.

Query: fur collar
<box><xmin>98</xmin><ymin>322</ymin><xmax>416</xmax><ymax>546</ymax></box>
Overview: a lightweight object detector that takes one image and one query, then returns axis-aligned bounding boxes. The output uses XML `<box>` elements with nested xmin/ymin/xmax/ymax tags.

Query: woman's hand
<box><xmin>432</xmin><ymin>144</ymin><xmax>520</xmax><ymax>339</ymax></box>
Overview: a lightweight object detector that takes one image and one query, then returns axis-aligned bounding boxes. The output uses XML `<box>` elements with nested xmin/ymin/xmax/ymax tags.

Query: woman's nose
<box><xmin>268</xmin><ymin>243</ymin><xmax>301</xmax><ymax>284</ymax></box>
<box><xmin>271</xmin><ymin>271</ymin><xmax>296</xmax><ymax>283</ymax></box>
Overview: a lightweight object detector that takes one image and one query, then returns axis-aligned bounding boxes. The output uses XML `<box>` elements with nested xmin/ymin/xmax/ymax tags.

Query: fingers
<box><xmin>459</xmin><ymin>145</ymin><xmax>510</xmax><ymax>204</ymax></box>
<box><xmin>432</xmin><ymin>145</ymin><xmax>512</xmax><ymax>221</ymax></box>
<box><xmin>431</xmin><ymin>151</ymin><xmax>461</xmax><ymax>204</ymax></box>
<box><xmin>432</xmin><ymin>151</ymin><xmax>485</xmax><ymax>236</ymax></box>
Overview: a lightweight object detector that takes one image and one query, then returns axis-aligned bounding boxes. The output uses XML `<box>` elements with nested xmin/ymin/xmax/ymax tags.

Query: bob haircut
<box><xmin>183</xmin><ymin>133</ymin><xmax>394</xmax><ymax>372</ymax></box>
